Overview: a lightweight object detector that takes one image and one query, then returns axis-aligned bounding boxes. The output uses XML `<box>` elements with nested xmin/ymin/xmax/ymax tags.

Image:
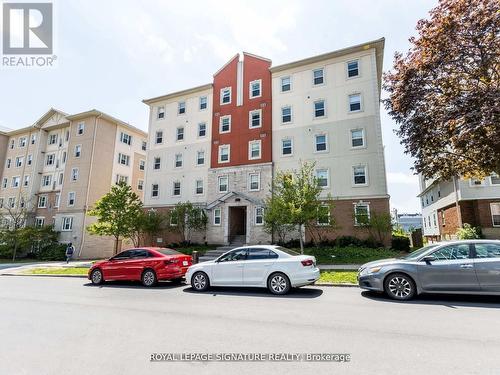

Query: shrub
<box><xmin>34</xmin><ymin>244</ymin><xmax>67</xmax><ymax>261</ymax></box>
<box><xmin>456</xmin><ymin>223</ymin><xmax>482</xmax><ymax>240</ymax></box>
<box><xmin>335</xmin><ymin>236</ymin><xmax>363</xmax><ymax>247</ymax></box>
<box><xmin>391</xmin><ymin>235</ymin><xmax>411</xmax><ymax>251</ymax></box>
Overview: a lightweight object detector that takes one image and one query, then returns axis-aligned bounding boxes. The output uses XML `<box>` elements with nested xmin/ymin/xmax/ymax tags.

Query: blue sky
<box><xmin>0</xmin><ymin>0</ymin><xmax>438</xmax><ymax>213</ymax></box>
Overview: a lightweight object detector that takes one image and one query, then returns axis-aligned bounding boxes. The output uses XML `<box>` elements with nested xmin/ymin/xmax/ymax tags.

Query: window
<box><xmin>490</xmin><ymin>173</ymin><xmax>500</xmax><ymax>185</ymax></box>
<box><xmin>6</xmin><ymin>158</ymin><xmax>11</xmax><ymax>168</ymax></box>
<box><xmin>197</xmin><ymin>150</ymin><xmax>205</xmax><ymax>165</ymax></box>
<box><xmin>62</xmin><ymin>152</ymin><xmax>67</xmax><ymax>164</ymax></box>
<box><xmin>31</xmin><ymin>134</ymin><xmax>36</xmax><ymax>145</ymax></box>
<box><xmin>219</xmin><ymin>115</ymin><xmax>231</xmax><ymax>133</ymax></box>
<box><xmin>255</xmin><ymin>207</ymin><xmax>264</xmax><ymax>225</ymax></box>
<box><xmin>431</xmin><ymin>244</ymin><xmax>470</xmax><ymax>261</ymax></box>
<box><xmin>142</xmin><ymin>141</ymin><xmax>147</xmax><ymax>151</ymax></box>
<box><xmin>170</xmin><ymin>212</ymin><xmax>179</xmax><ymax>226</ymax></box>
<box><xmin>282</xmin><ymin>138</ymin><xmax>292</xmax><ymax>156</ymax></box>
<box><xmin>470</xmin><ymin>178</ymin><xmax>485</xmax><ymax>186</ymax></box>
<box><xmin>9</xmin><ymin>139</ymin><xmax>14</xmax><ymax>149</ymax></box>
<box><xmin>77</xmin><ymin>122</ymin><xmax>85</xmax><ymax>135</ymax></box>
<box><xmin>62</xmin><ymin>217</ymin><xmax>73</xmax><ymax>231</ymax></box>
<box><xmin>176</xmin><ymin>127</ymin><xmax>184</xmax><ymax>141</ymax></box>
<box><xmin>2</xmin><ymin>178</ymin><xmax>7</xmax><ymax>188</ymax></box>
<box><xmin>27</xmin><ymin>154</ymin><xmax>32</xmax><ymax>166</ymax></box>
<box><xmin>65</xmin><ymin>130</ymin><xmax>70</xmax><ymax>142</ymax></box>
<box><xmin>0</xmin><ymin>198</ymin><xmax>3</xmax><ymax>208</ymax></box>
<box><xmin>178</xmin><ymin>101</ymin><xmax>186</xmax><ymax>115</ymax></box>
<box><xmin>313</xmin><ymin>68</ymin><xmax>324</xmax><ymax>85</ymax></box>
<box><xmin>38</xmin><ymin>196</ymin><xmax>47</xmax><ymax>208</ymax></box>
<box><xmin>55</xmin><ymin>193</ymin><xmax>60</xmax><ymax>208</ymax></box>
<box><xmin>115</xmin><ymin>175</ymin><xmax>128</xmax><ymax>185</ymax></box>
<box><xmin>281</xmin><ymin>106</ymin><xmax>292</xmax><ymax>123</ymax></box>
<box><xmin>8</xmin><ymin>197</ymin><xmax>16</xmax><ymax>208</ymax></box>
<box><xmin>153</xmin><ymin>157</ymin><xmax>161</xmax><ymax>170</ymax></box>
<box><xmin>71</xmin><ymin>168</ymin><xmax>79</xmax><ymax>181</ymax></box>
<box><xmin>249</xmin><ymin>140</ymin><xmax>261</xmax><ymax>160</ymax></box>
<box><xmin>248</xmin><ymin>248</ymin><xmax>278</xmax><ymax>260</ymax></box>
<box><xmin>195</xmin><ymin>180</ymin><xmax>204</xmax><ymax>195</ymax></box>
<box><xmin>118</xmin><ymin>153</ymin><xmax>130</xmax><ymax>166</ymax></box>
<box><xmin>347</xmin><ymin>60</ymin><xmax>359</xmax><ymax>78</ymax></box>
<box><xmin>198</xmin><ymin>122</ymin><xmax>206</xmax><ymax>137</ymax></box>
<box><xmin>281</xmin><ymin>76</ymin><xmax>291</xmax><ymax>92</ymax></box>
<box><xmin>58</xmin><ymin>173</ymin><xmax>64</xmax><ymax>185</ymax></box>
<box><xmin>19</xmin><ymin>137</ymin><xmax>27</xmax><ymax>147</ymax></box>
<box><xmin>155</xmin><ymin>130</ymin><xmax>163</xmax><ymax>144</ymax></box>
<box><xmin>316</xmin><ymin>169</ymin><xmax>329</xmax><ymax>188</ymax></box>
<box><xmin>173</xmin><ymin>181</ymin><xmax>181</xmax><ymax>196</ymax></box>
<box><xmin>218</xmin><ymin>176</ymin><xmax>228</xmax><ymax>193</ymax></box>
<box><xmin>139</xmin><ymin>160</ymin><xmax>145</xmax><ymax>171</ymax></box>
<box><xmin>23</xmin><ymin>175</ymin><xmax>30</xmax><ymax>187</ymax></box>
<box><xmin>354</xmin><ymin>203</ymin><xmax>370</xmax><ymax>225</ymax></box>
<box><xmin>213</xmin><ymin>208</ymin><xmax>222</xmax><ymax>225</ymax></box>
<box><xmin>175</xmin><ymin>153</ymin><xmax>183</xmax><ymax>168</ymax></box>
<box><xmin>41</xmin><ymin>175</ymin><xmax>51</xmax><ymax>187</ymax></box>
<box><xmin>315</xmin><ymin>134</ymin><xmax>327</xmax><ymax>152</ymax></box>
<box><xmin>12</xmin><ymin>176</ymin><xmax>20</xmax><ymax>188</ymax></box>
<box><xmin>249</xmin><ymin>109</ymin><xmax>262</xmax><ymax>128</ymax></box>
<box><xmin>137</xmin><ymin>180</ymin><xmax>144</xmax><ymax>191</ymax></box>
<box><xmin>17</xmin><ymin>197</ymin><xmax>24</xmax><ymax>208</ymax></box>
<box><xmin>68</xmin><ymin>192</ymin><xmax>76</xmax><ymax>206</ymax></box>
<box><xmin>353</xmin><ymin>165</ymin><xmax>367</xmax><ymax>185</ymax></box>
<box><xmin>351</xmin><ymin>129</ymin><xmax>365</xmax><ymax>148</ymax></box>
<box><xmin>35</xmin><ymin>218</ymin><xmax>45</xmax><ymax>228</ymax></box>
<box><xmin>317</xmin><ymin>205</ymin><xmax>330</xmax><ymax>225</ymax></box>
<box><xmin>475</xmin><ymin>243</ymin><xmax>500</xmax><ymax>259</ymax></box>
<box><xmin>349</xmin><ymin>94</ymin><xmax>362</xmax><ymax>112</ymax></box>
<box><xmin>314</xmin><ymin>100</ymin><xmax>325</xmax><ymax>117</ymax></box>
<box><xmin>120</xmin><ymin>132</ymin><xmax>132</xmax><ymax>145</ymax></box>
<box><xmin>151</xmin><ymin>184</ymin><xmax>159</xmax><ymax>198</ymax></box>
<box><xmin>249</xmin><ymin>173</ymin><xmax>260</xmax><ymax>191</ymax></box>
<box><xmin>249</xmin><ymin>79</ymin><xmax>261</xmax><ymax>98</ymax></box>
<box><xmin>15</xmin><ymin>156</ymin><xmax>23</xmax><ymax>168</ymax></box>
<box><xmin>46</xmin><ymin>153</ymin><xmax>55</xmax><ymax>166</ymax></box>
<box><xmin>199</xmin><ymin>96</ymin><xmax>207</xmax><ymax>110</ymax></box>
<box><xmin>74</xmin><ymin>145</ymin><xmax>81</xmax><ymax>158</ymax></box>
<box><xmin>491</xmin><ymin>203</ymin><xmax>500</xmax><ymax>227</ymax></box>
<box><xmin>219</xmin><ymin>145</ymin><xmax>230</xmax><ymax>163</ymax></box>
<box><xmin>48</xmin><ymin>134</ymin><xmax>57</xmax><ymax>145</ymax></box>
<box><xmin>157</xmin><ymin>106</ymin><xmax>165</xmax><ymax>119</ymax></box>
<box><xmin>220</xmin><ymin>87</ymin><xmax>231</xmax><ymax>104</ymax></box>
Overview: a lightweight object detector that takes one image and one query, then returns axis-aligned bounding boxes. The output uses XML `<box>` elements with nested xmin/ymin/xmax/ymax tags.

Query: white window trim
<box><xmin>155</xmin><ymin>130</ymin><xmax>164</xmax><ymax>144</ymax></box>
<box><xmin>469</xmin><ymin>178</ymin><xmax>486</xmax><ymax>187</ymax></box>
<box><xmin>317</xmin><ymin>205</ymin><xmax>331</xmax><ymax>226</ymax></box>
<box><xmin>346</xmin><ymin>59</ymin><xmax>360</xmax><ymax>79</ymax></box>
<box><xmin>352</xmin><ymin>165</ymin><xmax>369</xmax><ymax>187</ymax></box>
<box><xmin>177</xmin><ymin>101</ymin><xmax>186</xmax><ymax>115</ymax></box>
<box><xmin>491</xmin><ymin>203</ymin><xmax>500</xmax><ymax>227</ymax></box>
<box><xmin>153</xmin><ymin>156</ymin><xmax>161</xmax><ymax>170</ymax></box>
<box><xmin>213</xmin><ymin>208</ymin><xmax>222</xmax><ymax>226</ymax></box>
<box><xmin>195</xmin><ymin>179</ymin><xmax>204</xmax><ymax>196</ymax></box>
<box><xmin>314</xmin><ymin>133</ymin><xmax>329</xmax><ymax>153</ymax></box>
<box><xmin>157</xmin><ymin>106</ymin><xmax>165</xmax><ymax>120</ymax></box>
<box><xmin>139</xmin><ymin>159</ymin><xmax>146</xmax><ymax>171</ymax></box>
<box><xmin>281</xmin><ymin>105</ymin><xmax>293</xmax><ymax>124</ymax></box>
<box><xmin>348</xmin><ymin>93</ymin><xmax>363</xmax><ymax>113</ymax></box>
<box><xmin>313</xmin><ymin>99</ymin><xmax>327</xmax><ymax>119</ymax></box>
<box><xmin>219</xmin><ymin>115</ymin><xmax>231</xmax><ymax>134</ymax></box>
<box><xmin>198</xmin><ymin>122</ymin><xmax>207</xmax><ymax>138</ymax></box>
<box><xmin>68</xmin><ymin>192</ymin><xmax>76</xmax><ymax>207</ymax></box>
<box><xmin>71</xmin><ymin>168</ymin><xmax>79</xmax><ymax>182</ymax></box>
<box><xmin>255</xmin><ymin>206</ymin><xmax>264</xmax><ymax>226</ymax></box>
<box><xmin>196</xmin><ymin>150</ymin><xmax>205</xmax><ymax>166</ymax></box>
<box><xmin>11</xmin><ymin>176</ymin><xmax>21</xmax><ymax>188</ymax></box>
<box><xmin>38</xmin><ymin>195</ymin><xmax>47</xmax><ymax>208</ymax></box>
<box><xmin>248</xmin><ymin>140</ymin><xmax>262</xmax><ymax>160</ymax></box>
<box><xmin>218</xmin><ymin>175</ymin><xmax>229</xmax><ymax>194</ymax></box>
<box><xmin>61</xmin><ymin>216</ymin><xmax>74</xmax><ymax>231</ymax></box>
<box><xmin>249</xmin><ymin>79</ymin><xmax>262</xmax><ymax>99</ymax></box>
<box><xmin>77</xmin><ymin>122</ymin><xmax>85</xmax><ymax>136</ymax></box>
<box><xmin>174</xmin><ymin>153</ymin><xmax>183</xmax><ymax>168</ymax></box>
<box><xmin>350</xmin><ymin>128</ymin><xmax>366</xmax><ymax>149</ymax></box>
<box><xmin>312</xmin><ymin>67</ymin><xmax>325</xmax><ymax>86</ymax></box>
<box><xmin>137</xmin><ymin>180</ymin><xmax>144</xmax><ymax>191</ymax></box>
<box><xmin>353</xmin><ymin>202</ymin><xmax>371</xmax><ymax>226</ymax></box>
<box><xmin>281</xmin><ymin>138</ymin><xmax>293</xmax><ymax>157</ymax></box>
<box><xmin>176</xmin><ymin>127</ymin><xmax>184</xmax><ymax>142</ymax></box>
<box><xmin>74</xmin><ymin>144</ymin><xmax>82</xmax><ymax>158</ymax></box>
<box><xmin>35</xmin><ymin>217</ymin><xmax>45</xmax><ymax>227</ymax></box>
<box><xmin>490</xmin><ymin>173</ymin><xmax>500</xmax><ymax>186</ymax></box>
<box><xmin>218</xmin><ymin>144</ymin><xmax>230</xmax><ymax>164</ymax></box>
<box><xmin>172</xmin><ymin>181</ymin><xmax>181</xmax><ymax>197</ymax></box>
<box><xmin>280</xmin><ymin>76</ymin><xmax>292</xmax><ymax>92</ymax></box>
<box><xmin>316</xmin><ymin>168</ymin><xmax>330</xmax><ymax>189</ymax></box>
<box><xmin>220</xmin><ymin>87</ymin><xmax>232</xmax><ymax>105</ymax></box>
<box><xmin>151</xmin><ymin>184</ymin><xmax>159</xmax><ymax>198</ymax></box>
<box><xmin>199</xmin><ymin>96</ymin><xmax>208</xmax><ymax>111</ymax></box>
<box><xmin>249</xmin><ymin>109</ymin><xmax>262</xmax><ymax>129</ymax></box>
<box><xmin>248</xmin><ymin>173</ymin><xmax>261</xmax><ymax>192</ymax></box>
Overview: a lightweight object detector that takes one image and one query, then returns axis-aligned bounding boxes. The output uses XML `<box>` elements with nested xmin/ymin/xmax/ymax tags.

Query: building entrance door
<box><xmin>229</xmin><ymin>206</ymin><xmax>247</xmax><ymax>242</ymax></box>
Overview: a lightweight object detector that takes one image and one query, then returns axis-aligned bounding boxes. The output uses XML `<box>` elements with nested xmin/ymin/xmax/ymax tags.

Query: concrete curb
<box><xmin>314</xmin><ymin>282</ymin><xmax>358</xmax><ymax>287</ymax></box>
<box><xmin>1</xmin><ymin>273</ymin><xmax>87</xmax><ymax>278</ymax></box>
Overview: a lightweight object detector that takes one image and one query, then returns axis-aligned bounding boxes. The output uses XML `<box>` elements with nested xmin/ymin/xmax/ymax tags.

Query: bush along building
<box><xmin>142</xmin><ymin>38</ymin><xmax>390</xmax><ymax>246</ymax></box>
<box><xmin>419</xmin><ymin>174</ymin><xmax>500</xmax><ymax>241</ymax></box>
<box><xmin>0</xmin><ymin>109</ymin><xmax>147</xmax><ymax>259</ymax></box>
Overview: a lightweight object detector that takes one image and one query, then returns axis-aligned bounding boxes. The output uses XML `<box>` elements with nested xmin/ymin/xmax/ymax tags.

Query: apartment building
<box><xmin>143</xmin><ymin>38</ymin><xmax>389</xmax><ymax>246</ymax></box>
<box><xmin>419</xmin><ymin>174</ymin><xmax>500</xmax><ymax>241</ymax></box>
<box><xmin>0</xmin><ymin>108</ymin><xmax>147</xmax><ymax>258</ymax></box>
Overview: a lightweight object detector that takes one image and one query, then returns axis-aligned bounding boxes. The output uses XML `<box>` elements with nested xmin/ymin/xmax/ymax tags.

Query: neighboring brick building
<box><xmin>0</xmin><ymin>109</ymin><xmax>147</xmax><ymax>259</ymax></box>
<box><xmin>142</xmin><ymin>38</ymin><xmax>390</xmax><ymax>246</ymax></box>
<box><xmin>419</xmin><ymin>175</ymin><xmax>500</xmax><ymax>241</ymax></box>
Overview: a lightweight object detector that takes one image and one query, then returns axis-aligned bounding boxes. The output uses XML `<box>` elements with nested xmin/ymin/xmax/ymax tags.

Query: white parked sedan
<box><xmin>186</xmin><ymin>245</ymin><xmax>320</xmax><ymax>295</ymax></box>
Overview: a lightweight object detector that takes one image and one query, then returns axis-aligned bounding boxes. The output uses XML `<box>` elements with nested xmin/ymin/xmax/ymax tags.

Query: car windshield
<box><xmin>275</xmin><ymin>246</ymin><xmax>300</xmax><ymax>256</ymax></box>
<box><xmin>402</xmin><ymin>244</ymin><xmax>439</xmax><ymax>260</ymax></box>
<box><xmin>157</xmin><ymin>248</ymin><xmax>182</xmax><ymax>256</ymax></box>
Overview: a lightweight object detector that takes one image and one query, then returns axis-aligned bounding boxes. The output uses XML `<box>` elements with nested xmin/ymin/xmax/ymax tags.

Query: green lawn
<box><xmin>22</xmin><ymin>267</ymin><xmax>90</xmax><ymax>275</ymax></box>
<box><xmin>318</xmin><ymin>271</ymin><xmax>358</xmax><ymax>284</ymax></box>
<box><xmin>300</xmin><ymin>246</ymin><xmax>405</xmax><ymax>265</ymax></box>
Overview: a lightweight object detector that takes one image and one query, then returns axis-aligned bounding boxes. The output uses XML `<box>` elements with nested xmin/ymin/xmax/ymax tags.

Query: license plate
<box><xmin>182</xmin><ymin>260</ymin><xmax>188</xmax><ymax>266</ymax></box>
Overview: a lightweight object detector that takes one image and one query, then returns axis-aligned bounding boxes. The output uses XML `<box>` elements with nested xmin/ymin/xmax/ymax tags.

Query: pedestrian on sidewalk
<box><xmin>65</xmin><ymin>243</ymin><xmax>75</xmax><ymax>264</ymax></box>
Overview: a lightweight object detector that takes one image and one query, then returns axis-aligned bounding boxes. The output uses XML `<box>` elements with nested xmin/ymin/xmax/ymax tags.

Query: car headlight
<box><xmin>368</xmin><ymin>266</ymin><xmax>382</xmax><ymax>274</ymax></box>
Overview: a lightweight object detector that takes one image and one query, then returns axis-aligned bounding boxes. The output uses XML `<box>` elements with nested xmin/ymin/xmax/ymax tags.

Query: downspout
<box><xmin>453</xmin><ymin>176</ymin><xmax>462</xmax><ymax>229</ymax></box>
<box><xmin>78</xmin><ymin>114</ymin><xmax>101</xmax><ymax>258</ymax></box>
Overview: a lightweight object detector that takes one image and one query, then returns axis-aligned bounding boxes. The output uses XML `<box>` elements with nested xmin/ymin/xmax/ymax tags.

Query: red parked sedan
<box><xmin>88</xmin><ymin>247</ymin><xmax>192</xmax><ymax>287</ymax></box>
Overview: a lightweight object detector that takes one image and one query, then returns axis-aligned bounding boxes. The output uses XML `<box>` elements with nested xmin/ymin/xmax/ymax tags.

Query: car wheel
<box><xmin>141</xmin><ymin>269</ymin><xmax>157</xmax><ymax>287</ymax></box>
<box><xmin>90</xmin><ymin>269</ymin><xmax>104</xmax><ymax>285</ymax></box>
<box><xmin>191</xmin><ymin>272</ymin><xmax>209</xmax><ymax>292</ymax></box>
<box><xmin>384</xmin><ymin>273</ymin><xmax>416</xmax><ymax>301</ymax></box>
<box><xmin>267</xmin><ymin>272</ymin><xmax>291</xmax><ymax>295</ymax></box>
<box><xmin>171</xmin><ymin>277</ymin><xmax>184</xmax><ymax>284</ymax></box>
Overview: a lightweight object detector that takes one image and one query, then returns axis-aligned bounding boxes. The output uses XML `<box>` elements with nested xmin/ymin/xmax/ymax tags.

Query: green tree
<box><xmin>132</xmin><ymin>209</ymin><xmax>169</xmax><ymax>246</ymax></box>
<box><xmin>0</xmin><ymin>193</ymin><xmax>34</xmax><ymax>260</ymax></box>
<box><xmin>456</xmin><ymin>223</ymin><xmax>482</xmax><ymax>240</ymax></box>
<box><xmin>267</xmin><ymin>161</ymin><xmax>327</xmax><ymax>253</ymax></box>
<box><xmin>87</xmin><ymin>182</ymin><xmax>143</xmax><ymax>255</ymax></box>
<box><xmin>383</xmin><ymin>0</ymin><xmax>500</xmax><ymax>179</ymax></box>
<box><xmin>263</xmin><ymin>194</ymin><xmax>295</xmax><ymax>244</ymax></box>
<box><xmin>355</xmin><ymin>211</ymin><xmax>393</xmax><ymax>246</ymax></box>
<box><xmin>169</xmin><ymin>202</ymin><xmax>207</xmax><ymax>244</ymax></box>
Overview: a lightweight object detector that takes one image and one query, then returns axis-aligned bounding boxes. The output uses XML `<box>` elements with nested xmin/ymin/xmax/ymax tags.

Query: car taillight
<box><xmin>301</xmin><ymin>259</ymin><xmax>313</xmax><ymax>267</ymax></box>
<box><xmin>164</xmin><ymin>259</ymin><xmax>178</xmax><ymax>266</ymax></box>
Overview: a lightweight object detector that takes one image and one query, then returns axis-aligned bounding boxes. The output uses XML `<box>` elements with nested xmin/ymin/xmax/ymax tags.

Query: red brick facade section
<box><xmin>211</xmin><ymin>53</ymin><xmax>272</xmax><ymax>168</ymax></box>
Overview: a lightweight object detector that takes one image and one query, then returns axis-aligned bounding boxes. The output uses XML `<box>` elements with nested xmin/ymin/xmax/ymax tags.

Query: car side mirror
<box><xmin>422</xmin><ymin>255</ymin><xmax>436</xmax><ymax>264</ymax></box>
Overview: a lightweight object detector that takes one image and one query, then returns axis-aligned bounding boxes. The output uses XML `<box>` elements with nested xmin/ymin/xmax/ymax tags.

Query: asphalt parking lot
<box><xmin>1</xmin><ymin>276</ymin><xmax>499</xmax><ymax>375</ymax></box>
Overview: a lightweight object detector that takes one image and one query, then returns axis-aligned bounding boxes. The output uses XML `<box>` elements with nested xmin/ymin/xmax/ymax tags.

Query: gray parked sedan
<box><xmin>358</xmin><ymin>240</ymin><xmax>500</xmax><ymax>300</ymax></box>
